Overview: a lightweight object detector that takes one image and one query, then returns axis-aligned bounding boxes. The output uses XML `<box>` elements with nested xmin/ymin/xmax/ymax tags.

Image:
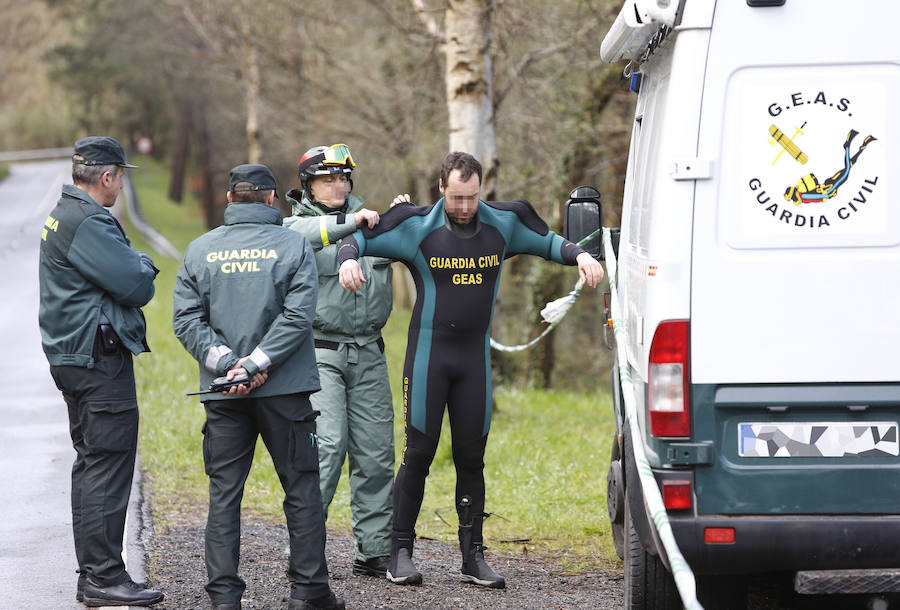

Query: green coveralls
<box><xmin>285</xmin><ymin>189</ymin><xmax>394</xmax><ymax>561</ymax></box>
<box><xmin>173</xmin><ymin>202</ymin><xmax>331</xmax><ymax>604</ymax></box>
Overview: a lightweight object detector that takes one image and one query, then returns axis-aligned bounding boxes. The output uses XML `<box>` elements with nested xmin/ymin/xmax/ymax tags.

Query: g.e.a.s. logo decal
<box><xmin>746</xmin><ymin>90</ymin><xmax>880</xmax><ymax>230</ymax></box>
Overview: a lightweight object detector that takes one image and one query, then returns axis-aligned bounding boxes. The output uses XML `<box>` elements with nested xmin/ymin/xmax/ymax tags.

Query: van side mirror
<box><xmin>564</xmin><ymin>185</ymin><xmax>603</xmax><ymax>260</ymax></box>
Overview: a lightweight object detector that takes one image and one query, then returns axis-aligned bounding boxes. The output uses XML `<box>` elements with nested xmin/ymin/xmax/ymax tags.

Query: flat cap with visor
<box><xmin>72</xmin><ymin>136</ymin><xmax>138</xmax><ymax>168</ymax></box>
<box><xmin>229</xmin><ymin>164</ymin><xmax>279</xmax><ymax>197</ymax></box>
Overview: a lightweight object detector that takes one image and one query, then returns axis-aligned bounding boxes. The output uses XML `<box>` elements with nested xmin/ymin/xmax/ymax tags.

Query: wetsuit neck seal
<box><xmin>444</xmin><ymin>208</ymin><xmax>479</xmax><ymax>237</ymax></box>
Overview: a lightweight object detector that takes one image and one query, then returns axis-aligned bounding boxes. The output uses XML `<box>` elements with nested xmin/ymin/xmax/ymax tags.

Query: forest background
<box><xmin>0</xmin><ymin>0</ymin><xmax>634</xmax><ymax>389</ymax></box>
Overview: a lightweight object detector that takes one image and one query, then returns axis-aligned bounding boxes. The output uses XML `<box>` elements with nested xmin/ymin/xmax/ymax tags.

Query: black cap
<box><xmin>229</xmin><ymin>164</ymin><xmax>278</xmax><ymax>195</ymax></box>
<box><xmin>72</xmin><ymin>136</ymin><xmax>137</xmax><ymax>168</ymax></box>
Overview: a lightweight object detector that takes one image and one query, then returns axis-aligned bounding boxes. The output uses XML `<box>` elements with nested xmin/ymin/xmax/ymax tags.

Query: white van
<box><xmin>566</xmin><ymin>0</ymin><xmax>900</xmax><ymax>607</ymax></box>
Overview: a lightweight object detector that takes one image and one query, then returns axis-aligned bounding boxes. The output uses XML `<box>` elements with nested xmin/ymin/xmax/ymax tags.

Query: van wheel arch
<box><xmin>623</xmin><ymin>491</ymin><xmax>681</xmax><ymax>609</ymax></box>
<box><xmin>608</xmin><ymin>435</ymin><xmax>626</xmax><ymax>558</ymax></box>
<box><xmin>622</xmin><ymin>426</ymin><xmax>657</xmax><ymax>556</ymax></box>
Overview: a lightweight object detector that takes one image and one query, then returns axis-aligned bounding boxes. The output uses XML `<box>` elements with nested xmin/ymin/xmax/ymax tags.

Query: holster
<box><xmin>98</xmin><ymin>324</ymin><xmax>121</xmax><ymax>355</ymax></box>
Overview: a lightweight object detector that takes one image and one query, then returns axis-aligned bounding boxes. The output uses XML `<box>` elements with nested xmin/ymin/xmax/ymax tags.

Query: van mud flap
<box><xmin>795</xmin><ymin>569</ymin><xmax>900</xmax><ymax>595</ymax></box>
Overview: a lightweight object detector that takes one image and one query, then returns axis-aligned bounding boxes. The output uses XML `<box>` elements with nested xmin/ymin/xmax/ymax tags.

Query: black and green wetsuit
<box><xmin>338</xmin><ymin>198</ymin><xmax>585</xmax><ymax>533</ymax></box>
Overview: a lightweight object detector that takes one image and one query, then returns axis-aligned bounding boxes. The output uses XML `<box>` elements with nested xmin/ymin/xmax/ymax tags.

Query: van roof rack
<box><xmin>600</xmin><ymin>0</ymin><xmax>680</xmax><ymax>63</ymax></box>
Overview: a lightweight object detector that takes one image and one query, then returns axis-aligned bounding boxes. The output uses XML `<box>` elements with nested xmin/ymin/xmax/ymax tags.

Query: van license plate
<box><xmin>738</xmin><ymin>422</ymin><xmax>899</xmax><ymax>457</ymax></box>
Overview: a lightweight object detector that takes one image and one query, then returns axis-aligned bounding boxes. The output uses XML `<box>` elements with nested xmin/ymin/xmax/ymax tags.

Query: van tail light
<box><xmin>662</xmin><ymin>479</ymin><xmax>692</xmax><ymax>510</ymax></box>
<box><xmin>648</xmin><ymin>320</ymin><xmax>690</xmax><ymax>437</ymax></box>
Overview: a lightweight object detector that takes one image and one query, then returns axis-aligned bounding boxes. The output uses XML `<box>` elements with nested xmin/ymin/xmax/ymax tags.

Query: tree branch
<box><xmin>172</xmin><ymin>2</ymin><xmax>223</xmax><ymax>55</ymax></box>
<box><xmin>494</xmin><ymin>15</ymin><xmax>599</xmax><ymax>111</ymax></box>
<box><xmin>410</xmin><ymin>0</ymin><xmax>445</xmax><ymax>43</ymax></box>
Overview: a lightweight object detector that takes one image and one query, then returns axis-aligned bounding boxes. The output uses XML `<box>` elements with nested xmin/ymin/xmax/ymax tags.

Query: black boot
<box><xmin>353</xmin><ymin>555</ymin><xmax>390</xmax><ymax>577</ymax></box>
<box><xmin>76</xmin><ymin>570</ymin><xmax>87</xmax><ymax>602</ymax></box>
<box><xmin>82</xmin><ymin>578</ymin><xmax>164</xmax><ymax>606</ymax></box>
<box><xmin>458</xmin><ymin>496</ymin><xmax>505</xmax><ymax>589</ymax></box>
<box><xmin>387</xmin><ymin>531</ymin><xmax>422</xmax><ymax>585</ymax></box>
<box><xmin>287</xmin><ymin>590</ymin><xmax>345</xmax><ymax>609</ymax></box>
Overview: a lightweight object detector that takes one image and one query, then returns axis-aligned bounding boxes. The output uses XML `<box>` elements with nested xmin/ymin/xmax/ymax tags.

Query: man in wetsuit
<box><xmin>338</xmin><ymin>152</ymin><xmax>604</xmax><ymax>589</ymax></box>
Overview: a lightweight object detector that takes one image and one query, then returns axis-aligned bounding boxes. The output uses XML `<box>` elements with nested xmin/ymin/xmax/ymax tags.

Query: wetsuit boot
<box><xmin>458</xmin><ymin>496</ymin><xmax>505</xmax><ymax>589</ymax></box>
<box><xmin>387</xmin><ymin>531</ymin><xmax>422</xmax><ymax>585</ymax></box>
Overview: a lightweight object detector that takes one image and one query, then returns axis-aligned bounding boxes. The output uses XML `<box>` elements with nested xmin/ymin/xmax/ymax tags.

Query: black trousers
<box><xmin>202</xmin><ymin>393</ymin><xmax>330</xmax><ymax>604</ymax></box>
<box><xmin>50</xmin><ymin>334</ymin><xmax>138</xmax><ymax>587</ymax></box>
<box><xmin>393</xmin><ymin>427</ymin><xmax>489</xmax><ymax>536</ymax></box>
<box><xmin>394</xmin><ymin>329</ymin><xmax>491</xmax><ymax>536</ymax></box>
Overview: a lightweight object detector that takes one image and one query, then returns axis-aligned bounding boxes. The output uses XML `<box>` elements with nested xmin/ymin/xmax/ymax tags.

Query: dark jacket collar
<box><xmin>285</xmin><ymin>188</ymin><xmax>363</xmax><ymax>217</ymax></box>
<box><xmin>62</xmin><ymin>184</ymin><xmax>105</xmax><ymax>211</ymax></box>
<box><xmin>223</xmin><ymin>202</ymin><xmax>284</xmax><ymax>226</ymax></box>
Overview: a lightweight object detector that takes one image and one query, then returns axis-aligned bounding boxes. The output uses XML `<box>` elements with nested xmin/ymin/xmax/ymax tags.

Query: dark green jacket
<box><xmin>173</xmin><ymin>202</ymin><xmax>320</xmax><ymax>399</ymax></box>
<box><xmin>39</xmin><ymin>184</ymin><xmax>157</xmax><ymax>367</ymax></box>
<box><xmin>283</xmin><ymin>189</ymin><xmax>392</xmax><ymax>345</ymax></box>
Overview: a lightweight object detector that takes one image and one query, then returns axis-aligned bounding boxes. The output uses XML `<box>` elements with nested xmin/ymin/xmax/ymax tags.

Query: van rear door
<box><xmin>689</xmin><ymin>0</ymin><xmax>900</xmax><ymax>515</ymax></box>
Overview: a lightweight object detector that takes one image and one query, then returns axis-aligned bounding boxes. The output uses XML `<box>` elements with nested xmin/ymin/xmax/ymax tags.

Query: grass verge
<box><xmin>126</xmin><ymin>157</ymin><xmax>620</xmax><ymax>570</ymax></box>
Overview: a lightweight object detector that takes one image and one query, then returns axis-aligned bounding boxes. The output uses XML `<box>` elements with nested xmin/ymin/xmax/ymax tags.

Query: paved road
<box><xmin>0</xmin><ymin>161</ymin><xmax>144</xmax><ymax>609</ymax></box>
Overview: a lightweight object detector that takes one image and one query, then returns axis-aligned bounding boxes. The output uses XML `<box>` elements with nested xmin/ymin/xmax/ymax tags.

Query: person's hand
<box><xmin>391</xmin><ymin>193</ymin><xmax>412</xmax><ymax>207</ymax></box>
<box><xmin>355</xmin><ymin>208</ymin><xmax>380</xmax><ymax>229</ymax></box>
<box><xmin>223</xmin><ymin>361</ymin><xmax>267</xmax><ymax>396</ymax></box>
<box><xmin>236</xmin><ymin>356</ymin><xmax>268</xmax><ymax>391</ymax></box>
<box><xmin>339</xmin><ymin>259</ymin><xmax>366</xmax><ymax>292</ymax></box>
<box><xmin>576</xmin><ymin>252</ymin><xmax>605</xmax><ymax>288</ymax></box>
<box><xmin>137</xmin><ymin>251</ymin><xmax>159</xmax><ymax>275</ymax></box>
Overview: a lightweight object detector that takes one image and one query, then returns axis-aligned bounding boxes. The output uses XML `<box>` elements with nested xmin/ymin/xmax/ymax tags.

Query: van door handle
<box><xmin>671</xmin><ymin>157</ymin><xmax>712</xmax><ymax>180</ymax></box>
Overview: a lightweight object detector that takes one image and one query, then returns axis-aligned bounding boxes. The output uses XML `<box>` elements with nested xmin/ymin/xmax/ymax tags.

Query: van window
<box><xmin>628</xmin><ymin>72</ymin><xmax>671</xmax><ymax>250</ymax></box>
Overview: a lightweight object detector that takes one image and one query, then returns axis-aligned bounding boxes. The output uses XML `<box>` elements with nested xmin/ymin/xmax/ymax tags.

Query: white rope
<box><xmin>603</xmin><ymin>227</ymin><xmax>702</xmax><ymax>610</ymax></box>
<box><xmin>490</xmin><ymin>228</ymin><xmax>600</xmax><ymax>353</ymax></box>
<box><xmin>490</xmin><ymin>279</ymin><xmax>584</xmax><ymax>353</ymax></box>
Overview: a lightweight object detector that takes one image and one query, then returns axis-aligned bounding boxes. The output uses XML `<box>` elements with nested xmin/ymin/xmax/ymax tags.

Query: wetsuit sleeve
<box><xmin>498</xmin><ymin>200</ymin><xmax>586</xmax><ymax>265</ymax></box>
<box><xmin>510</xmin><ymin>227</ymin><xmax>586</xmax><ymax>265</ymax></box>
<box><xmin>337</xmin><ymin>233</ymin><xmax>364</xmax><ymax>263</ymax></box>
<box><xmin>555</xmin><ymin>235</ymin><xmax>587</xmax><ymax>265</ymax></box>
<box><xmin>241</xmin><ymin>237</ymin><xmax>318</xmax><ymax>376</ymax></box>
<box><xmin>337</xmin><ymin>202</ymin><xmax>428</xmax><ymax>264</ymax></box>
<box><xmin>287</xmin><ymin>213</ymin><xmax>358</xmax><ymax>251</ymax></box>
<box><xmin>67</xmin><ymin>214</ymin><xmax>157</xmax><ymax>307</ymax></box>
<box><xmin>172</xmin><ymin>249</ymin><xmax>240</xmax><ymax>375</ymax></box>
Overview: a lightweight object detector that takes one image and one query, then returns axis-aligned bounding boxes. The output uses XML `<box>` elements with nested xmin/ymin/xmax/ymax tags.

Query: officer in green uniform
<box><xmin>283</xmin><ymin>144</ymin><xmax>394</xmax><ymax>578</ymax></box>
<box><xmin>39</xmin><ymin>136</ymin><xmax>164</xmax><ymax>607</ymax></box>
<box><xmin>173</xmin><ymin>164</ymin><xmax>344</xmax><ymax>610</ymax></box>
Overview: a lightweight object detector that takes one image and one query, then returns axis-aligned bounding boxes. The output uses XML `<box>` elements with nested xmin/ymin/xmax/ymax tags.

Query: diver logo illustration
<box><xmin>747</xmin><ymin>89</ymin><xmax>881</xmax><ymax>230</ymax></box>
<box><xmin>781</xmin><ymin>128</ymin><xmax>876</xmax><ymax>204</ymax></box>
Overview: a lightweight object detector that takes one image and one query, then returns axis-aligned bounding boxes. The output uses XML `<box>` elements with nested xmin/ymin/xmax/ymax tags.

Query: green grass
<box><xmin>127</xmin><ymin>157</ymin><xmax>620</xmax><ymax>569</ymax></box>
<box><xmin>122</xmin><ymin>156</ymin><xmax>214</xmax><ymax>519</ymax></box>
<box><xmin>0</xmin><ymin>164</ymin><xmax>8</xmax><ymax>182</ymax></box>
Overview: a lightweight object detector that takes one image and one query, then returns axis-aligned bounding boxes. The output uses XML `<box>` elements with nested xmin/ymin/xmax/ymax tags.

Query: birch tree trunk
<box><xmin>444</xmin><ymin>0</ymin><xmax>498</xmax><ymax>198</ymax></box>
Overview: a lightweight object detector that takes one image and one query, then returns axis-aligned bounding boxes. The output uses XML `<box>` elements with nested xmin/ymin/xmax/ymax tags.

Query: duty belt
<box><xmin>314</xmin><ymin>338</ymin><xmax>385</xmax><ymax>353</ymax></box>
